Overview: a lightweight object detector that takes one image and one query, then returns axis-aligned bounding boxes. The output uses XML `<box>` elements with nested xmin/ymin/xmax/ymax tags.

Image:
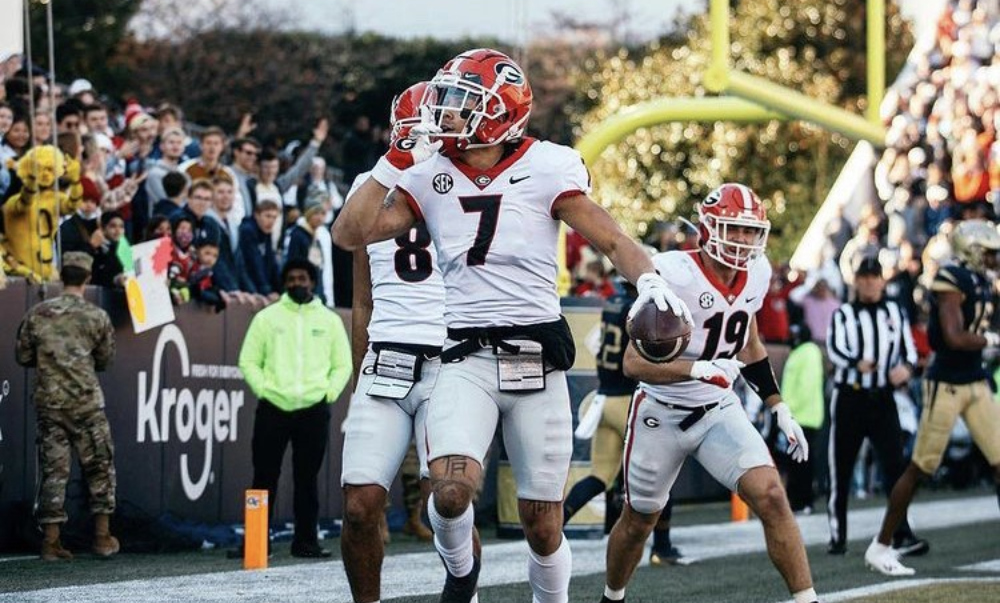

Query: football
<box><xmin>626</xmin><ymin>300</ymin><xmax>692</xmax><ymax>363</ymax></box>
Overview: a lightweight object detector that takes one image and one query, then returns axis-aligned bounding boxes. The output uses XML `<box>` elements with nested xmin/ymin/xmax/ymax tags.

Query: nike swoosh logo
<box><xmin>744</xmin><ymin>296</ymin><xmax>758</xmax><ymax>303</ymax></box>
<box><xmin>509</xmin><ymin>175</ymin><xmax>531</xmax><ymax>184</ymax></box>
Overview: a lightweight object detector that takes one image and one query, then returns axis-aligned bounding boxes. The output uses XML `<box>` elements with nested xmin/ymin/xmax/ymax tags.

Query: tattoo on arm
<box><xmin>445</xmin><ymin>456</ymin><xmax>470</xmax><ymax>478</ymax></box>
<box><xmin>382</xmin><ymin>190</ymin><xmax>397</xmax><ymax>209</ymax></box>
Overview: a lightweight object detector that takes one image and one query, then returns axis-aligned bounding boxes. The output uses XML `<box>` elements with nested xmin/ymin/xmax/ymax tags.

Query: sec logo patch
<box><xmin>699</xmin><ymin>292</ymin><xmax>715</xmax><ymax>309</ymax></box>
<box><xmin>432</xmin><ymin>173</ymin><xmax>454</xmax><ymax>194</ymax></box>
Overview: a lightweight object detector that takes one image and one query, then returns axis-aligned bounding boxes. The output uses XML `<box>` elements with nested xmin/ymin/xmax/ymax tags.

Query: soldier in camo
<box><xmin>15</xmin><ymin>251</ymin><xmax>119</xmax><ymax>560</ymax></box>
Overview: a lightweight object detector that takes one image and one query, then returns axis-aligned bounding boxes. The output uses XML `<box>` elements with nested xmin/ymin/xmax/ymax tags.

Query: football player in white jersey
<box><xmin>333</xmin><ymin>48</ymin><xmax>689</xmax><ymax>603</ymax></box>
<box><xmin>338</xmin><ymin>82</ymin><xmax>450</xmax><ymax>603</ymax></box>
<box><xmin>600</xmin><ymin>184</ymin><xmax>820</xmax><ymax>603</ymax></box>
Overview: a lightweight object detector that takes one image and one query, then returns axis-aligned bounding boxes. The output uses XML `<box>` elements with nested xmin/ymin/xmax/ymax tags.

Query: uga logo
<box><xmin>395</xmin><ymin>138</ymin><xmax>416</xmax><ymax>151</ymax></box>
<box><xmin>643</xmin><ymin>416</ymin><xmax>660</xmax><ymax>429</ymax></box>
<box><xmin>494</xmin><ymin>62</ymin><xmax>525</xmax><ymax>85</ymax></box>
<box><xmin>433</xmin><ymin>173</ymin><xmax>454</xmax><ymax>194</ymax></box>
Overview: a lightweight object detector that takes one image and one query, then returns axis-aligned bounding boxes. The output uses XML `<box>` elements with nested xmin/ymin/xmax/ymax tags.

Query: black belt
<box><xmin>372</xmin><ymin>342</ymin><xmax>443</xmax><ymax>359</ymax></box>
<box><xmin>653</xmin><ymin>398</ymin><xmax>720</xmax><ymax>431</ymax></box>
<box><xmin>441</xmin><ymin>329</ymin><xmax>530</xmax><ymax>363</ymax></box>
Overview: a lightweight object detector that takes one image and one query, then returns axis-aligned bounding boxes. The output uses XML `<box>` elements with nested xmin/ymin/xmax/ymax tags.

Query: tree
<box><xmin>574</xmin><ymin>0</ymin><xmax>914</xmax><ymax>261</ymax></box>
<box><xmin>27</xmin><ymin>0</ymin><xmax>143</xmax><ymax>91</ymax></box>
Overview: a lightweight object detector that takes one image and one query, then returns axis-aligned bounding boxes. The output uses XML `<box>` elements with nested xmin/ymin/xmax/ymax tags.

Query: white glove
<box><xmin>985</xmin><ymin>332</ymin><xmax>1000</xmax><ymax>349</ymax></box>
<box><xmin>772</xmin><ymin>402</ymin><xmax>809</xmax><ymax>463</ymax></box>
<box><xmin>574</xmin><ymin>393</ymin><xmax>606</xmax><ymax>440</ymax></box>
<box><xmin>631</xmin><ymin>273</ymin><xmax>692</xmax><ymax>324</ymax></box>
<box><xmin>370</xmin><ymin>106</ymin><xmax>443</xmax><ymax>188</ymax></box>
<box><xmin>689</xmin><ymin>358</ymin><xmax>744</xmax><ymax>388</ymax></box>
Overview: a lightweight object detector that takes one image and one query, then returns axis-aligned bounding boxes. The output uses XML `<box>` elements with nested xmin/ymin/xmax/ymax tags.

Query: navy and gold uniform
<box><xmin>585</xmin><ymin>292</ymin><xmax>638</xmax><ymax>485</ymax></box>
<box><xmin>914</xmin><ymin>262</ymin><xmax>1000</xmax><ymax>474</ymax></box>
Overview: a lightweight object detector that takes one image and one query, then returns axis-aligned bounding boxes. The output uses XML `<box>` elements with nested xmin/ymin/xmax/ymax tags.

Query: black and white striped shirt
<box><xmin>826</xmin><ymin>299</ymin><xmax>917</xmax><ymax>389</ymax></box>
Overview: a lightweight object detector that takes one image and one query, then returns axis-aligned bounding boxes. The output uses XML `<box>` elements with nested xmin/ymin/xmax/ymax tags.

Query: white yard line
<box><xmin>958</xmin><ymin>559</ymin><xmax>1000</xmax><ymax>572</ymax></box>
<box><xmin>820</xmin><ymin>577</ymin><xmax>1000</xmax><ymax>602</ymax></box>
<box><xmin>2</xmin><ymin>495</ymin><xmax>997</xmax><ymax>602</ymax></box>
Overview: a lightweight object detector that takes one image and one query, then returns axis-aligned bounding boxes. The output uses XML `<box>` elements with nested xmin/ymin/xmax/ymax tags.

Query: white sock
<box><xmin>528</xmin><ymin>536</ymin><xmax>572</xmax><ymax>603</ymax></box>
<box><xmin>793</xmin><ymin>587</ymin><xmax>818</xmax><ymax>603</ymax></box>
<box><xmin>428</xmin><ymin>493</ymin><xmax>475</xmax><ymax>578</ymax></box>
<box><xmin>603</xmin><ymin>585</ymin><xmax>626</xmax><ymax>601</ymax></box>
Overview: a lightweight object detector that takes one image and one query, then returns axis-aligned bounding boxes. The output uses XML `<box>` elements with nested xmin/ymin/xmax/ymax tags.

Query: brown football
<box><xmin>626</xmin><ymin>300</ymin><xmax>692</xmax><ymax>363</ymax></box>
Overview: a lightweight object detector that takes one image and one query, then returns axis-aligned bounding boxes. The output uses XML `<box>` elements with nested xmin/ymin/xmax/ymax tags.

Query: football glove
<box><xmin>689</xmin><ymin>358</ymin><xmax>744</xmax><ymax>388</ymax></box>
<box><xmin>631</xmin><ymin>272</ymin><xmax>692</xmax><ymax>325</ymax></box>
<box><xmin>772</xmin><ymin>402</ymin><xmax>809</xmax><ymax>463</ymax></box>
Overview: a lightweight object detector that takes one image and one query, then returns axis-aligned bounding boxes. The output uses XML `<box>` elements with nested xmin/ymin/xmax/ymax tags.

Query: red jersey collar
<box><xmin>448</xmin><ymin>138</ymin><xmax>536</xmax><ymax>190</ymax></box>
<box><xmin>689</xmin><ymin>250</ymin><xmax>748</xmax><ymax>304</ymax></box>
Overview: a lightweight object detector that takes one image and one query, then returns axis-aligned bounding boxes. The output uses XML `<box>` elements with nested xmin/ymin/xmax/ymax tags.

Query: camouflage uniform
<box><xmin>15</xmin><ymin>292</ymin><xmax>116</xmax><ymax>524</ymax></box>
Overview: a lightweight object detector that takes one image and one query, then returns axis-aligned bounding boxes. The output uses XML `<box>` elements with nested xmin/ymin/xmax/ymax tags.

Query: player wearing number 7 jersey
<box><xmin>333</xmin><ymin>48</ymin><xmax>689</xmax><ymax>603</ymax></box>
<box><xmin>600</xmin><ymin>183</ymin><xmax>821</xmax><ymax>603</ymax></box>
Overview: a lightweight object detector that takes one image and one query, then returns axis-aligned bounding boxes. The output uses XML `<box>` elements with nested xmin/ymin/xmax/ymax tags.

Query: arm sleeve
<box><xmin>92</xmin><ymin>314</ymin><xmax>116</xmax><ymax>371</ymax></box>
<box><xmin>547</xmin><ymin>147</ymin><xmax>592</xmax><ymax>215</ymax></box>
<box><xmin>898</xmin><ymin>304</ymin><xmax>918</xmax><ymax>366</ymax></box>
<box><xmin>14</xmin><ymin>316</ymin><xmax>36</xmax><ymax>367</ymax></box>
<box><xmin>285</xmin><ymin>229</ymin><xmax>309</xmax><ymax>262</ymax></box>
<box><xmin>826</xmin><ymin>306</ymin><xmax>856</xmax><ymax>369</ymax></box>
<box><xmin>275</xmin><ymin>142</ymin><xmax>319</xmax><ymax>193</ymax></box>
<box><xmin>325</xmin><ymin>315</ymin><xmax>353</xmax><ymax>403</ymax></box>
<box><xmin>238</xmin><ymin>229</ymin><xmax>267</xmax><ymax>295</ymax></box>
<box><xmin>238</xmin><ymin>313</ymin><xmax>270</xmax><ymax>399</ymax></box>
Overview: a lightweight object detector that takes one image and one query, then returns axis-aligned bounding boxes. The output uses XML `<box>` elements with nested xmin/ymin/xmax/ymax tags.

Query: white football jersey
<box><xmin>397</xmin><ymin>138</ymin><xmax>591</xmax><ymax>329</ymax></box>
<box><xmin>347</xmin><ymin>172</ymin><xmax>446</xmax><ymax>347</ymax></box>
<box><xmin>639</xmin><ymin>250</ymin><xmax>772</xmax><ymax>407</ymax></box>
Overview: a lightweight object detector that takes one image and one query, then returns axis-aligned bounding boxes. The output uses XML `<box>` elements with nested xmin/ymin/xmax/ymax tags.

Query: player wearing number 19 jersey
<box><xmin>601</xmin><ymin>183</ymin><xmax>820</xmax><ymax>603</ymax></box>
<box><xmin>332</xmin><ymin>48</ymin><xmax>689</xmax><ymax>603</ymax></box>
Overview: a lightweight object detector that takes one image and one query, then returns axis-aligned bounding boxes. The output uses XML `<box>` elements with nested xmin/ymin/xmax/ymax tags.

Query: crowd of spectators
<box><xmin>0</xmin><ymin>54</ymin><xmax>381</xmax><ymax>311</ymax></box>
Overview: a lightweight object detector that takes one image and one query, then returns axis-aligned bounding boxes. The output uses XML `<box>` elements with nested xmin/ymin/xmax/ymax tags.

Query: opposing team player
<box><xmin>564</xmin><ymin>271</ymin><xmax>684</xmax><ymax>565</ymax></box>
<box><xmin>600</xmin><ymin>183</ymin><xmax>819</xmax><ymax>603</ymax></box>
<box><xmin>865</xmin><ymin>219</ymin><xmax>1000</xmax><ymax>576</ymax></box>
<box><xmin>338</xmin><ymin>82</ymin><xmax>448</xmax><ymax>603</ymax></box>
<box><xmin>333</xmin><ymin>48</ymin><xmax>689</xmax><ymax>603</ymax></box>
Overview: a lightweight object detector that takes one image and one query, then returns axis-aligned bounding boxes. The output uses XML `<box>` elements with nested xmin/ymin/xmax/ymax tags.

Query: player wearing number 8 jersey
<box><xmin>337</xmin><ymin>82</ymin><xmax>449</xmax><ymax>603</ymax></box>
<box><xmin>333</xmin><ymin>48</ymin><xmax>689</xmax><ymax>603</ymax></box>
<box><xmin>600</xmin><ymin>183</ymin><xmax>820</xmax><ymax>603</ymax></box>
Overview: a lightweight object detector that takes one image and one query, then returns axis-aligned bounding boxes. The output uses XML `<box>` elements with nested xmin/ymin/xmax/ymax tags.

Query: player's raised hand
<box><xmin>689</xmin><ymin>358</ymin><xmax>744</xmax><ymax>388</ymax></box>
<box><xmin>632</xmin><ymin>273</ymin><xmax>692</xmax><ymax>325</ymax></box>
<box><xmin>772</xmin><ymin>402</ymin><xmax>809</xmax><ymax>462</ymax></box>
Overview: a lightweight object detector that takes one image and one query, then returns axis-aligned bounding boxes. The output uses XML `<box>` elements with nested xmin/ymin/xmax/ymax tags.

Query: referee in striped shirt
<box><xmin>825</xmin><ymin>256</ymin><xmax>928</xmax><ymax>556</ymax></box>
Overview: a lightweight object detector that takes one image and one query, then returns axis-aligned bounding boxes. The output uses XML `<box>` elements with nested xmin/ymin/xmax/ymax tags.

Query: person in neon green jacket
<box><xmin>780</xmin><ymin>322</ymin><xmax>825</xmax><ymax>514</ymax></box>
<box><xmin>237</xmin><ymin>258</ymin><xmax>352</xmax><ymax>558</ymax></box>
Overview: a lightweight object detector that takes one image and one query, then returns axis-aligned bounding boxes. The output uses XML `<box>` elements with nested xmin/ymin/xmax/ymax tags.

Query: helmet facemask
<box><xmin>421</xmin><ymin>71</ymin><xmax>527</xmax><ymax>153</ymax></box>
<box><xmin>700</xmin><ymin>214</ymin><xmax>770</xmax><ymax>271</ymax></box>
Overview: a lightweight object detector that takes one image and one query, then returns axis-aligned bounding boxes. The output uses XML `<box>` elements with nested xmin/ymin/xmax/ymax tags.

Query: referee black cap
<box><xmin>854</xmin><ymin>255</ymin><xmax>883</xmax><ymax>278</ymax></box>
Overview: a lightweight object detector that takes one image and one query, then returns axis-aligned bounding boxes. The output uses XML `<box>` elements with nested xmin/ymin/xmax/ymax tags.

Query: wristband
<box><xmin>741</xmin><ymin>357</ymin><xmax>780</xmax><ymax>400</ymax></box>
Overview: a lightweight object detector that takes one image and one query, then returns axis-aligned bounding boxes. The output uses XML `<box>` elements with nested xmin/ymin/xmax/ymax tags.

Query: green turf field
<box><xmin>1</xmin><ymin>490</ymin><xmax>997</xmax><ymax>603</ymax></box>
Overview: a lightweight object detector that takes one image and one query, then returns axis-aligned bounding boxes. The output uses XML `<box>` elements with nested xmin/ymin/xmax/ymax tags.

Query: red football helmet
<box><xmin>420</xmin><ymin>48</ymin><xmax>532</xmax><ymax>155</ymax></box>
<box><xmin>390</xmin><ymin>81</ymin><xmax>428</xmax><ymax>140</ymax></box>
<box><xmin>697</xmin><ymin>183</ymin><xmax>770</xmax><ymax>270</ymax></box>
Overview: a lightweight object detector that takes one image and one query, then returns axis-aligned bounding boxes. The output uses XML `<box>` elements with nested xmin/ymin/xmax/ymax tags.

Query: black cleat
<box><xmin>290</xmin><ymin>541</ymin><xmax>332</xmax><ymax>558</ymax></box>
<box><xmin>599</xmin><ymin>597</ymin><xmax>624</xmax><ymax>603</ymax></box>
<box><xmin>893</xmin><ymin>534</ymin><xmax>930</xmax><ymax>557</ymax></box>
<box><xmin>650</xmin><ymin>545</ymin><xmax>683</xmax><ymax>565</ymax></box>
<box><xmin>440</xmin><ymin>555</ymin><xmax>480</xmax><ymax>603</ymax></box>
<box><xmin>827</xmin><ymin>539</ymin><xmax>847</xmax><ymax>555</ymax></box>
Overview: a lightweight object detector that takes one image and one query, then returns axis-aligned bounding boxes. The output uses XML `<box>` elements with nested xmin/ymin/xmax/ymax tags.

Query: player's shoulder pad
<box><xmin>533</xmin><ymin>140</ymin><xmax>586</xmax><ymax>172</ymax></box>
<box><xmin>653</xmin><ymin>250</ymin><xmax>697</xmax><ymax>288</ymax></box>
<box><xmin>932</xmin><ymin>263</ymin><xmax>968</xmax><ymax>293</ymax></box>
<box><xmin>747</xmin><ymin>255</ymin><xmax>773</xmax><ymax>291</ymax></box>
